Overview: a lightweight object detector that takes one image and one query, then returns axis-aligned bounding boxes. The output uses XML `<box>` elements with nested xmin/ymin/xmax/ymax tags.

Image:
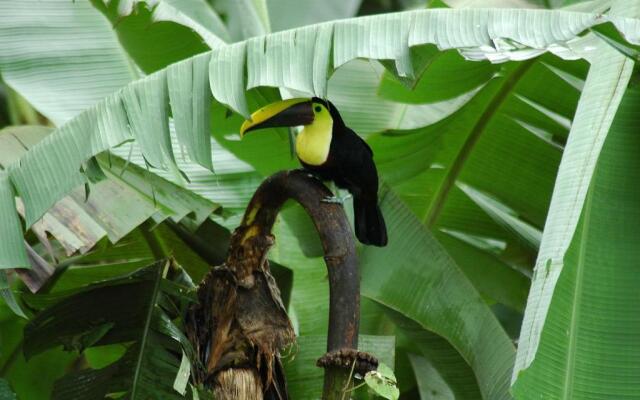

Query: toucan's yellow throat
<box><xmin>240</xmin><ymin>98</ymin><xmax>334</xmax><ymax>166</ymax></box>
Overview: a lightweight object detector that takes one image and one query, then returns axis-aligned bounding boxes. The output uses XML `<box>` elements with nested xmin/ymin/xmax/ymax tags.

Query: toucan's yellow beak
<box><xmin>240</xmin><ymin>98</ymin><xmax>314</xmax><ymax>138</ymax></box>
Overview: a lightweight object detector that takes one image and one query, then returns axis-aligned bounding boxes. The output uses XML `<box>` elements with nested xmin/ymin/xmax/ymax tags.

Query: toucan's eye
<box><xmin>314</xmin><ymin>106</ymin><xmax>322</xmax><ymax>112</ymax></box>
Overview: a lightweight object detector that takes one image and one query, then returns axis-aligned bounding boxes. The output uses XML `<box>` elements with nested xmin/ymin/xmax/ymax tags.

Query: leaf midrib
<box><xmin>423</xmin><ymin>60</ymin><xmax>536</xmax><ymax>228</ymax></box>
<box><xmin>362</xmin><ymin>292</ymin><xmax>515</xmax><ymax>400</ymax></box>
<box><xmin>129</xmin><ymin>264</ymin><xmax>163</xmax><ymax>399</ymax></box>
<box><xmin>561</xmin><ymin>185</ymin><xmax>592</xmax><ymax>400</ymax></box>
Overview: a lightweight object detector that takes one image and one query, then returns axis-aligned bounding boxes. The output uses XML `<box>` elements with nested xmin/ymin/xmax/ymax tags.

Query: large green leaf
<box><xmin>109</xmin><ymin>89</ymin><xmax>288</xmax><ymax>231</ymax></box>
<box><xmin>91</xmin><ymin>0</ymin><xmax>226</xmax><ymax>74</ymax></box>
<box><xmin>24</xmin><ymin>266</ymin><xmax>162</xmax><ymax>355</ymax></box>
<box><xmin>513</xmin><ymin>39</ymin><xmax>635</xmax><ymax>383</ymax></box>
<box><xmin>0</xmin><ymin>302</ymin><xmax>77</xmax><ymax>400</ymax></box>
<box><xmin>371</xmin><ymin>53</ymin><xmax>582</xmax><ymax>242</ymax></box>
<box><xmin>378</xmin><ymin>46</ymin><xmax>499</xmax><ymax>104</ymax></box>
<box><xmin>434</xmin><ymin>231</ymin><xmax>529</xmax><ymax>312</ymax></box>
<box><xmin>167</xmin><ymin>53</ymin><xmax>214</xmax><ymax>170</ymax></box>
<box><xmin>0</xmin><ymin>126</ymin><xmax>218</xmax><ymax>268</ymax></box>
<box><xmin>212</xmin><ymin>0</ymin><xmax>271</xmax><ymax>41</ymax></box>
<box><xmin>2</xmin><ymin>7</ymin><xmax>637</xmax><ymax>262</ymax></box>
<box><xmin>0</xmin><ymin>126</ymin><xmax>103</xmax><ymax>256</ymax></box>
<box><xmin>267</xmin><ymin>0</ymin><xmax>363</xmax><ymax>31</ymax></box>
<box><xmin>457</xmin><ymin>183</ymin><xmax>542</xmax><ymax>251</ymax></box>
<box><xmin>409</xmin><ymin>354</ymin><xmax>455</xmax><ymax>400</ymax></box>
<box><xmin>0</xmin><ymin>0</ymin><xmax>229</xmax><ymax>126</ymax></box>
<box><xmin>327</xmin><ymin>59</ymin><xmax>482</xmax><ymax>135</ymax></box>
<box><xmin>368</xmin><ymin>54</ymin><xmax>581</xmax><ymax>321</ymax></box>
<box><xmin>4</xmin><ymin>349</ymin><xmax>77</xmax><ymax>399</ymax></box>
<box><xmin>361</xmin><ymin>187</ymin><xmax>515</xmax><ymax>400</ymax></box>
<box><xmin>514</xmin><ymin>84</ymin><xmax>640</xmax><ymax>399</ymax></box>
<box><xmin>389</xmin><ymin>309</ymin><xmax>482</xmax><ymax>399</ymax></box>
<box><xmin>421</xmin><ymin>60</ymin><xmax>559</xmax><ymax>229</ymax></box>
<box><xmin>50</xmin><ymin>239</ymin><xmax>153</xmax><ymax>294</ymax></box>
<box><xmin>1</xmin><ymin>8</ymin><xmax>639</xmax><ymax>400</ymax></box>
<box><xmin>24</xmin><ymin>262</ymin><xmax>195</xmax><ymax>399</ymax></box>
<box><xmin>0</xmin><ymin>0</ymin><xmax>133</xmax><ymax>125</ymax></box>
<box><xmin>0</xmin><ymin>171</ymin><xmax>28</xmax><ymax>268</ymax></box>
<box><xmin>284</xmin><ymin>335</ymin><xmax>396</xmax><ymax>399</ymax></box>
<box><xmin>593</xmin><ymin>22</ymin><xmax>640</xmax><ymax>60</ymax></box>
<box><xmin>49</xmin><ymin>219</ymin><xmax>229</xmax><ymax>300</ymax></box>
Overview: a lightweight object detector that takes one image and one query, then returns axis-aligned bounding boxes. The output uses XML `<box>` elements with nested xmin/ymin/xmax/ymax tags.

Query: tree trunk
<box><xmin>186</xmin><ymin>170</ymin><xmax>370</xmax><ymax>399</ymax></box>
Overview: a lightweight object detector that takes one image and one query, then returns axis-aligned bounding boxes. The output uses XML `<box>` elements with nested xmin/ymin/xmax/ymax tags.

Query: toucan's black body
<box><xmin>301</xmin><ymin>99</ymin><xmax>387</xmax><ymax>246</ymax></box>
<box><xmin>241</xmin><ymin>97</ymin><xmax>388</xmax><ymax>247</ymax></box>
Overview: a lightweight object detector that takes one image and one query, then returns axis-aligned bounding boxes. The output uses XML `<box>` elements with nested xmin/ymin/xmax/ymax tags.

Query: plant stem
<box><xmin>424</xmin><ymin>60</ymin><xmax>535</xmax><ymax>228</ymax></box>
<box><xmin>240</xmin><ymin>170</ymin><xmax>360</xmax><ymax>365</ymax></box>
<box><xmin>140</xmin><ymin>221</ymin><xmax>170</xmax><ymax>260</ymax></box>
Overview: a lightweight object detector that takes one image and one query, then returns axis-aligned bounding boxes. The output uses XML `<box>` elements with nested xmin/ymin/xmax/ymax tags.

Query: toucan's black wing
<box><xmin>329</xmin><ymin>126</ymin><xmax>378</xmax><ymax>195</ymax></box>
<box><xmin>330</xmin><ymin>126</ymin><xmax>387</xmax><ymax>246</ymax></box>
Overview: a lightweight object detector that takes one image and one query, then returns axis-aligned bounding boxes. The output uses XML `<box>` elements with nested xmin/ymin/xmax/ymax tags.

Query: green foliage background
<box><xmin>0</xmin><ymin>0</ymin><xmax>638</xmax><ymax>399</ymax></box>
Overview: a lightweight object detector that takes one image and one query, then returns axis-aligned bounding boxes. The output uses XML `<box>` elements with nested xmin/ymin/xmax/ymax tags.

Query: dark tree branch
<box><xmin>241</xmin><ymin>170</ymin><xmax>360</xmax><ymax>353</ymax></box>
<box><xmin>241</xmin><ymin>170</ymin><xmax>366</xmax><ymax>399</ymax></box>
<box><xmin>187</xmin><ymin>170</ymin><xmax>369</xmax><ymax>400</ymax></box>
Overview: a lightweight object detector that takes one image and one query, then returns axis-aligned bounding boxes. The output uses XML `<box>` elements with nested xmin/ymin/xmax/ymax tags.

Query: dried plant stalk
<box><xmin>186</xmin><ymin>170</ymin><xmax>362</xmax><ymax>400</ymax></box>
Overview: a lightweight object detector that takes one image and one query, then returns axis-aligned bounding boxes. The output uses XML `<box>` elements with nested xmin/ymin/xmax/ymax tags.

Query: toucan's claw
<box><xmin>321</xmin><ymin>196</ymin><xmax>343</xmax><ymax>204</ymax></box>
<box><xmin>321</xmin><ymin>195</ymin><xmax>351</xmax><ymax>204</ymax></box>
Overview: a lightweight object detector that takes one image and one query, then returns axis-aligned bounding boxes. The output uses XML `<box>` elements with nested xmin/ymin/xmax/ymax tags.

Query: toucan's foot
<box><xmin>317</xmin><ymin>348</ymin><xmax>378</xmax><ymax>376</ymax></box>
<box><xmin>321</xmin><ymin>195</ymin><xmax>343</xmax><ymax>204</ymax></box>
<box><xmin>321</xmin><ymin>193</ymin><xmax>352</xmax><ymax>204</ymax></box>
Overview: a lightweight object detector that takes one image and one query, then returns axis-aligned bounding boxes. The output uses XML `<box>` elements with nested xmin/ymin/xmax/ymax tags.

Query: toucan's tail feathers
<box><xmin>354</xmin><ymin>196</ymin><xmax>387</xmax><ymax>247</ymax></box>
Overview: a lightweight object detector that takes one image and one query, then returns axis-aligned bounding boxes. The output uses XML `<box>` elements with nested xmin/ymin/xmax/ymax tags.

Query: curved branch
<box><xmin>239</xmin><ymin>169</ymin><xmax>360</xmax><ymax>355</ymax></box>
<box><xmin>187</xmin><ymin>169</ymin><xmax>363</xmax><ymax>400</ymax></box>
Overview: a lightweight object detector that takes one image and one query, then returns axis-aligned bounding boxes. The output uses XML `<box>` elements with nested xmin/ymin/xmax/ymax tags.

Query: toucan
<box><xmin>240</xmin><ymin>97</ymin><xmax>388</xmax><ymax>247</ymax></box>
